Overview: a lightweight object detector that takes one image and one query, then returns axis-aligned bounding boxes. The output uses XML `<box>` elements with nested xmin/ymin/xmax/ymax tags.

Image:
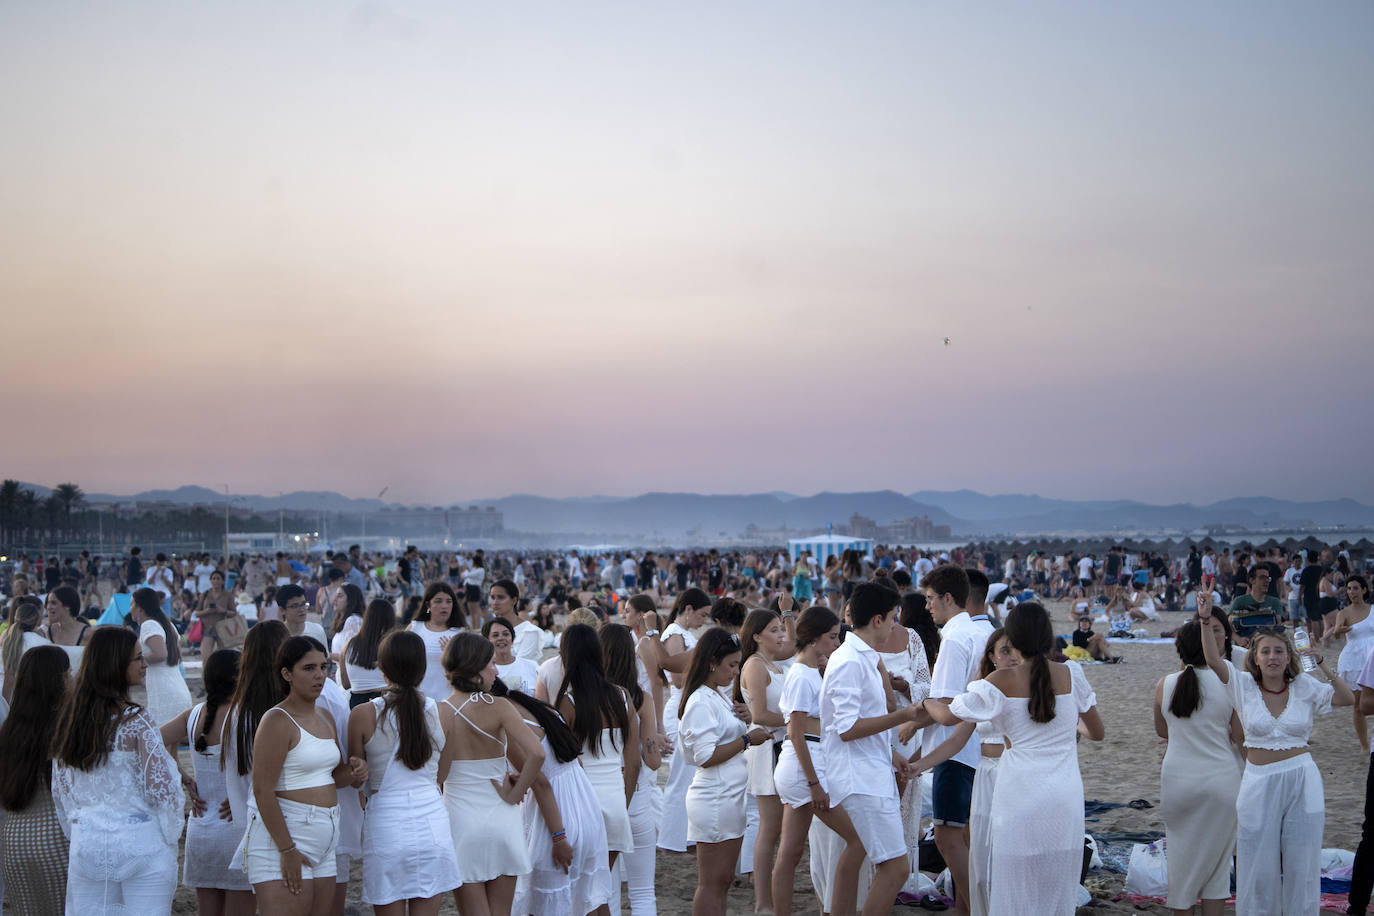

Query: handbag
<box><xmin>187</xmin><ymin>620</ymin><xmax>203</xmax><ymax>643</ymax></box>
<box><xmin>213</xmin><ymin>612</ymin><xmax>249</xmax><ymax>650</ymax></box>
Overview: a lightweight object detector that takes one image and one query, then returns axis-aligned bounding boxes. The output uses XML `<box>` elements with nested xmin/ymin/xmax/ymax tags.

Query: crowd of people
<box><xmin>0</xmin><ymin>538</ymin><xmax>1371</xmax><ymax>914</ymax></box>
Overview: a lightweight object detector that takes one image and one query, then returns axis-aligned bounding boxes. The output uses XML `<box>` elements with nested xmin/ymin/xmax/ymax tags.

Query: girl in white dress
<box><xmin>131</xmin><ymin>587</ymin><xmax>193</xmax><ymax>725</ymax></box>
<box><xmin>737</xmin><ymin>609</ymin><xmax>790</xmax><ymax>914</ymax></box>
<box><xmin>605</xmin><ymin>615</ymin><xmax>666</xmax><ymax>916</ymax></box>
<box><xmin>1329</xmin><ymin>574</ymin><xmax>1374</xmax><ymax>750</ymax></box>
<box><xmin>348</xmin><ymin>629</ymin><xmax>461</xmax><ymax>913</ymax></box>
<box><xmin>437</xmin><ymin>632</ymin><xmax>544</xmax><ymax>916</ymax></box>
<box><xmin>555</xmin><ymin>624</ymin><xmax>640</xmax><ymax>868</ymax></box>
<box><xmin>51</xmin><ymin>626</ymin><xmax>185</xmax><ymax>914</ymax></box>
<box><xmin>501</xmin><ymin>685</ymin><xmax>613</xmax><ymax>916</ymax></box>
<box><xmin>914</xmin><ymin>629</ymin><xmax>1020</xmax><ymax>916</ymax></box>
<box><xmin>1152</xmin><ymin>620</ymin><xmax>1242</xmax><ymax>916</ymax></box>
<box><xmin>410</xmin><ymin>583</ymin><xmax>465</xmax><ymax>702</ymax></box>
<box><xmin>772</xmin><ymin>606</ymin><xmax>869</xmax><ymax>916</ymax></box>
<box><xmin>654</xmin><ymin>587</ymin><xmax>712</xmax><ymax>853</ymax></box>
<box><xmin>159</xmin><ymin>649</ymin><xmax>253</xmax><ymax>911</ymax></box>
<box><xmin>678</xmin><ymin>627</ymin><xmax>772</xmax><ymax>916</ymax></box>
<box><xmin>1197</xmin><ymin>593</ymin><xmax>1355</xmax><ymax>915</ymax></box>
<box><xmin>924</xmin><ymin>603</ymin><xmax>1104</xmax><ymax>916</ymax></box>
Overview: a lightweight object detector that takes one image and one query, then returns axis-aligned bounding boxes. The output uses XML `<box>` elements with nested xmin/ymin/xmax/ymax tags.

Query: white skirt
<box><xmin>444</xmin><ymin>758</ymin><xmax>531</xmax><ymax>883</ymax></box>
<box><xmin>362</xmin><ymin>785</ymin><xmax>461</xmax><ymax>904</ymax></box>
<box><xmin>519</xmin><ymin>759</ymin><xmax>612</xmax><ymax>915</ymax></box>
<box><xmin>967</xmin><ymin>756</ymin><xmax>1000</xmax><ymax>916</ymax></box>
<box><xmin>745</xmin><ymin>740</ymin><xmax>779</xmax><ymax>796</ymax></box>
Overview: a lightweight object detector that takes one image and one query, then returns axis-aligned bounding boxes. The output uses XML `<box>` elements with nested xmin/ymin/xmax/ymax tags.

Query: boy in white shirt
<box><xmin>821</xmin><ymin>581</ymin><xmax>926</xmax><ymax>916</ymax></box>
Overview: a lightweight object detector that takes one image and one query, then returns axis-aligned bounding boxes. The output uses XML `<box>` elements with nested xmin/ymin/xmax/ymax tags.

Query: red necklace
<box><xmin>1260</xmin><ymin>682</ymin><xmax>1289</xmax><ymax>695</ymax></box>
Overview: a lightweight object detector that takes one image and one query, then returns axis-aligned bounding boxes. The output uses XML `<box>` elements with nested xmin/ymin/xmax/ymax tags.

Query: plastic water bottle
<box><xmin>1292</xmin><ymin>627</ymin><xmax>1318</xmax><ymax>672</ymax></box>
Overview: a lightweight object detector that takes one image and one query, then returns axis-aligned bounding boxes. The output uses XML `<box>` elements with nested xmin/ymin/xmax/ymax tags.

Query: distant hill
<box><xmin>9</xmin><ymin>481</ymin><xmax>1374</xmax><ymax>538</ymax></box>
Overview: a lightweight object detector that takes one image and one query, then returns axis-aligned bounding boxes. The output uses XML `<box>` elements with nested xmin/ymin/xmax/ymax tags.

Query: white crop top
<box><xmin>1229</xmin><ymin>671</ymin><xmax>1334</xmax><ymax>751</ymax></box>
<box><xmin>275</xmin><ymin>710</ymin><xmax>341</xmax><ymax>791</ymax></box>
<box><xmin>779</xmin><ymin>663</ymin><xmax>822</xmax><ymax>723</ymax></box>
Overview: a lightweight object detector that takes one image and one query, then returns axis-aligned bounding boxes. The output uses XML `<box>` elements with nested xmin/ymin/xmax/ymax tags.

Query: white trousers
<box><xmin>612</xmin><ymin>781</ymin><xmax>663</xmax><ymax>916</ymax></box>
<box><xmin>1235</xmin><ymin>754</ymin><xmax>1324</xmax><ymax>916</ymax></box>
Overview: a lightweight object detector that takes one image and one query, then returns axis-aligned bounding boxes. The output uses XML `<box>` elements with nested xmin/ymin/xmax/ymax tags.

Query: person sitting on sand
<box><xmin>1071</xmin><ymin>617</ymin><xmax>1120</xmax><ymax>663</ymax></box>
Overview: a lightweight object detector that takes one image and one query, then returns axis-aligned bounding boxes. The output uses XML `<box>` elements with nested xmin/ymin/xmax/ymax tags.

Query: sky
<box><xmin>2</xmin><ymin>2</ymin><xmax>1372</xmax><ymax>506</ymax></box>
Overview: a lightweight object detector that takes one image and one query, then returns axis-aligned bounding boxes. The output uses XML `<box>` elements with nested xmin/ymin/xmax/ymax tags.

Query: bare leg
<box><xmin>753</xmin><ymin>794</ymin><xmax>782</xmax><ymax>912</ymax></box>
<box><xmin>196</xmin><ymin>888</ymin><xmax>227</xmax><ymax>916</ymax></box>
<box><xmin>861</xmin><ymin>856</ymin><xmax>907</xmax><ymax>916</ymax></box>
<box><xmin>1357</xmin><ymin>705</ymin><xmax>1370</xmax><ymax>753</ymax></box>
<box><xmin>934</xmin><ymin>824</ymin><xmax>971</xmax><ymax>916</ymax></box>
<box><xmin>695</xmin><ymin>838</ymin><xmax>744</xmax><ymax>916</ymax></box>
<box><xmin>772</xmin><ymin>803</ymin><xmax>813</xmax><ymax>916</ymax></box>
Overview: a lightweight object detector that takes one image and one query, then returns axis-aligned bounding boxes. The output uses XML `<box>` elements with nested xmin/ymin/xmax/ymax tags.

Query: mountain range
<box><xmin>13</xmin><ymin>482</ymin><xmax>1374</xmax><ymax>537</ymax></box>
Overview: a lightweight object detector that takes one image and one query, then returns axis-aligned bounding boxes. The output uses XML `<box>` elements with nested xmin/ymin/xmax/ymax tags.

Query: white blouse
<box><xmin>1228</xmin><ymin>672</ymin><xmax>1333</xmax><ymax>751</ymax></box>
<box><xmin>52</xmin><ymin>707</ymin><xmax>186</xmax><ymax>852</ymax></box>
<box><xmin>678</xmin><ymin>685</ymin><xmax>748</xmax><ymax>784</ymax></box>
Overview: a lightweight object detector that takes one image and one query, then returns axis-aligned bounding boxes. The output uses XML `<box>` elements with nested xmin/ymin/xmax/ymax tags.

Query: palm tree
<box><xmin>55</xmin><ymin>482</ymin><xmax>84</xmax><ymax>523</ymax></box>
<box><xmin>0</xmin><ymin>479</ymin><xmax>19</xmax><ymax>538</ymax></box>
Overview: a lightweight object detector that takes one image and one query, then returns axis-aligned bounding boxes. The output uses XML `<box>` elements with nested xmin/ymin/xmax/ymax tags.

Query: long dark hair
<box><xmin>1168</xmin><ymin>622</ymin><xmax>1207</xmax><ymax>719</ymax></box>
<box><xmin>330</xmin><ymin>584</ymin><xmax>366</xmax><ymax>636</ymax></box>
<box><xmin>347</xmin><ymin>599</ymin><xmax>396</xmax><ymax>670</ymax></box>
<box><xmin>667</xmin><ymin>587</ymin><xmax>711</xmax><ymax>628</ymax></box>
<box><xmin>680</xmin><ymin>627</ymin><xmax>741</xmax><ymax>718</ymax></box>
<box><xmin>734</xmin><ymin>609</ymin><xmax>780</xmax><ymax>704</ymax></box>
<box><xmin>495</xmin><ymin>683</ymin><xmax>581</xmax><ymax>764</ymax></box>
<box><xmin>223</xmin><ymin>619</ymin><xmax>289</xmax><ymax>775</ymax></box>
<box><xmin>52</xmin><ymin>627</ymin><xmax>138</xmax><ymax>772</ymax></box>
<box><xmin>378</xmin><ymin>630</ymin><xmax>433</xmax><ymax>770</ymax></box>
<box><xmin>599</xmin><ymin>623</ymin><xmax>644</xmax><ymax>712</ymax></box>
<box><xmin>132</xmin><ymin>587</ymin><xmax>180</xmax><ymax>666</ymax></box>
<box><xmin>416</xmin><ymin>582</ymin><xmax>465</xmax><ymax>629</ymax></box>
<box><xmin>555</xmin><ymin>624</ymin><xmax>630</xmax><ymax>755</ymax></box>
<box><xmin>195</xmin><ymin>649</ymin><xmax>240</xmax><ymax>752</ymax></box>
<box><xmin>900</xmin><ymin>592</ymin><xmax>940</xmax><ymax>670</ymax></box>
<box><xmin>48</xmin><ymin>584</ymin><xmax>82</xmax><ymax>621</ymax></box>
<box><xmin>0</xmin><ymin>645</ymin><xmax>70</xmax><ymax>810</ymax></box>
<box><xmin>978</xmin><ymin>628</ymin><xmax>1005</xmax><ymax>679</ymax></box>
<box><xmin>1004</xmin><ymin>602</ymin><xmax>1056</xmax><ymax>724</ymax></box>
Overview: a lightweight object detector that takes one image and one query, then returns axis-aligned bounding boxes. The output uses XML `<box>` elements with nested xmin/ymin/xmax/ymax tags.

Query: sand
<box><xmin>139</xmin><ymin>601</ymin><xmax>1371</xmax><ymax>914</ymax></box>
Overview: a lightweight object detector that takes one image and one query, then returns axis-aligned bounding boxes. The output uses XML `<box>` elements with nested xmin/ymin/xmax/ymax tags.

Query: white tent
<box><xmin>787</xmin><ymin>535</ymin><xmax>874</xmax><ymax>564</ymax></box>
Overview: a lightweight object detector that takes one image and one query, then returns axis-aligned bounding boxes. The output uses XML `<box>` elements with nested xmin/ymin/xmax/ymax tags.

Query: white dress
<box><xmin>139</xmin><ymin>620</ymin><xmax>192</xmax><ymax>726</ymax></box>
<box><xmin>967</xmin><ymin>720</ymin><xmax>1004</xmax><ymax>916</ymax></box>
<box><xmin>52</xmin><ymin>707</ymin><xmax>185</xmax><ymax>915</ymax></box>
<box><xmin>949</xmin><ymin>666</ymin><xmax>1096</xmax><ymax>916</ymax></box>
<box><xmin>742</xmin><ymin>658</ymin><xmax>786</xmax><ymax>796</ymax></box>
<box><xmin>360</xmin><ymin>697</ymin><xmax>461</xmax><ymax>905</ymax></box>
<box><xmin>441</xmin><ymin>694</ymin><xmax>531</xmax><ymax>883</ymax></box>
<box><xmin>410</xmin><ymin>622</ymin><xmax>458</xmax><ymax>702</ymax></box>
<box><xmin>1339</xmin><ymin>612</ymin><xmax>1374</xmax><ymax>684</ymax></box>
<box><xmin>581</xmin><ymin>724</ymin><xmax>635</xmax><ymax>853</ymax></box>
<box><xmin>182</xmin><ymin>704</ymin><xmax>251</xmax><ymax>891</ymax></box>
<box><xmin>1160</xmin><ymin>666</ymin><xmax>1243</xmax><ymax>909</ymax></box>
<box><xmin>516</xmin><ymin>733</ymin><xmax>613</xmax><ymax>915</ymax></box>
<box><xmin>656</xmin><ymin>622</ymin><xmax>698</xmax><ymax>852</ymax></box>
<box><xmin>679</xmin><ymin>686</ymin><xmax>749</xmax><ymax>844</ymax></box>
<box><xmin>878</xmin><ymin>627</ymin><xmax>931</xmax><ymax>876</ymax></box>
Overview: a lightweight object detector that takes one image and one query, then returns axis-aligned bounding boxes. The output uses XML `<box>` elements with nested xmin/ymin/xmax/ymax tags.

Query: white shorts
<box><xmin>840</xmin><ymin>792</ymin><xmax>906</xmax><ymax>865</ymax></box>
<box><xmin>237</xmin><ymin>798</ymin><xmax>340</xmax><ymax>885</ymax></box>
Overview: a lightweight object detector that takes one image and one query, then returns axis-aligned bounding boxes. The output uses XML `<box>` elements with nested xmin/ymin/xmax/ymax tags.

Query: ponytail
<box><xmin>1026</xmin><ymin>652</ymin><xmax>1056</xmax><ymax>724</ymax></box>
<box><xmin>378</xmin><ymin>630</ymin><xmax>433</xmax><ymax>770</ymax></box>
<box><xmin>195</xmin><ymin>649</ymin><xmax>239</xmax><ymax>753</ymax></box>
<box><xmin>1168</xmin><ymin>666</ymin><xmax>1202</xmax><ymax>719</ymax></box>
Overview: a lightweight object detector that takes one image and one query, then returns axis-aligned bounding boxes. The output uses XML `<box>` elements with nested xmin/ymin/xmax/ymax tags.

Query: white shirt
<box><xmin>820</xmin><ymin>631</ymin><xmax>897</xmax><ymax>806</ymax></box>
<box><xmin>922</xmin><ymin>611</ymin><xmax>997</xmax><ymax>769</ymax></box>
<box><xmin>1201</xmin><ymin>554</ymin><xmax>1217</xmax><ymax>577</ymax></box>
<box><xmin>567</xmin><ymin>555</ymin><xmax>582</xmax><ymax>578</ymax></box>
<box><xmin>145</xmin><ymin>565</ymin><xmax>174</xmax><ymax>598</ymax></box>
<box><xmin>1077</xmin><ymin>557</ymin><xmax>1094</xmax><ymax>579</ymax></box>
<box><xmin>914</xmin><ymin>557</ymin><xmax>935</xmax><ymax>580</ymax></box>
<box><xmin>193</xmin><ymin>563</ymin><xmax>217</xmax><ymax>594</ymax></box>
<box><xmin>621</xmin><ymin>558</ymin><xmax>636</xmax><ymax>576</ymax></box>
<box><xmin>512</xmin><ymin>619</ymin><xmax>544</xmax><ymax>663</ymax></box>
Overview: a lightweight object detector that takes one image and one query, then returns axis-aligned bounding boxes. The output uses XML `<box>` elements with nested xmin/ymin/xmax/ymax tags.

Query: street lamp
<box><xmin>361</xmin><ymin>486</ymin><xmax>388</xmax><ymax>548</ymax></box>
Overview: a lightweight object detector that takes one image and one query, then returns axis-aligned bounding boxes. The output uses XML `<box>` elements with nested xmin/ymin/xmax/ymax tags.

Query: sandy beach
<box><xmin>148</xmin><ymin>599</ymin><xmax>1369</xmax><ymax>915</ymax></box>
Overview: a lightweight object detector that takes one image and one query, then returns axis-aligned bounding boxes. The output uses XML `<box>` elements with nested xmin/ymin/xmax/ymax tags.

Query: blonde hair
<box><xmin>566</xmin><ymin>608</ymin><xmax>600</xmax><ymax>630</ymax></box>
<box><xmin>1243</xmin><ymin>630</ymin><xmax>1302</xmax><ymax>683</ymax></box>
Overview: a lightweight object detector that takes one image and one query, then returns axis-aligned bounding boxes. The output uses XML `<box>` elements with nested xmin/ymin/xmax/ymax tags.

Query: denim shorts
<box><xmin>931</xmin><ymin>760</ymin><xmax>976</xmax><ymax>827</ymax></box>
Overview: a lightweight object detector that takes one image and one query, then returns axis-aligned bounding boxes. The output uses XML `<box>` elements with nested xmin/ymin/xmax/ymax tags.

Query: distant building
<box><xmin>880</xmin><ymin>515</ymin><xmax>952</xmax><ymax>542</ymax></box>
<box><xmin>372</xmin><ymin>505</ymin><xmax>504</xmax><ymax>538</ymax></box>
<box><xmin>847</xmin><ymin>513</ymin><xmax>879</xmax><ymax>538</ymax></box>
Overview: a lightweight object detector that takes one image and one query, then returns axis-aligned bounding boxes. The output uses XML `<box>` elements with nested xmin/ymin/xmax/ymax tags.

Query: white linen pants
<box><xmin>1235</xmin><ymin>754</ymin><xmax>1324</xmax><ymax>916</ymax></box>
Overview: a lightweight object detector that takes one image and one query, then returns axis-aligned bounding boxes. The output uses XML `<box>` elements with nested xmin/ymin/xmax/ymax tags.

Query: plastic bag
<box><xmin>1124</xmin><ymin>839</ymin><xmax>1168</xmax><ymax>897</ymax></box>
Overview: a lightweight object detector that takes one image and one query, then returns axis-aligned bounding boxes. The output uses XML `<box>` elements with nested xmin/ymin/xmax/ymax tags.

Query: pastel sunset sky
<box><xmin>3</xmin><ymin>2</ymin><xmax>1371</xmax><ymax>504</ymax></box>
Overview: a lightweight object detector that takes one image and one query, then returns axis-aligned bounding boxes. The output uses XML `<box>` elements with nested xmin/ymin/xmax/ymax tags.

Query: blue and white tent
<box><xmin>787</xmin><ymin>535</ymin><xmax>874</xmax><ymax>564</ymax></box>
<box><xmin>99</xmin><ymin>593</ymin><xmax>132</xmax><ymax>626</ymax></box>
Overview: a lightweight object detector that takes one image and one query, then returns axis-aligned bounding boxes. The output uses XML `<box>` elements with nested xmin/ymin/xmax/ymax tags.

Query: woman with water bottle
<box><xmin>1197</xmin><ymin>590</ymin><xmax>1354</xmax><ymax>915</ymax></box>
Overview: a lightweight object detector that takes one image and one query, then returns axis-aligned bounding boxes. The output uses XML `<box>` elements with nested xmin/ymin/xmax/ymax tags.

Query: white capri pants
<box><xmin>1235</xmin><ymin>753</ymin><xmax>1324</xmax><ymax>916</ymax></box>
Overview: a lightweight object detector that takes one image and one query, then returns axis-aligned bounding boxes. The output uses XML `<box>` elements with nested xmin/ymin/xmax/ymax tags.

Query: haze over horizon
<box><xmin>4</xmin><ymin>2</ymin><xmax>1371</xmax><ymax>505</ymax></box>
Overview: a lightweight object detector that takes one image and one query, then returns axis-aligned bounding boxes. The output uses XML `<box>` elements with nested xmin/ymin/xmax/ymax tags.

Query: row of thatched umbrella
<box><xmin>949</xmin><ymin>535</ymin><xmax>1372</xmax><ymax>561</ymax></box>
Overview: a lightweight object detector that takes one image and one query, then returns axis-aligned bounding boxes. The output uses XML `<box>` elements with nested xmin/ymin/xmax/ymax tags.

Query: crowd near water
<box><xmin>0</xmin><ymin>540</ymin><xmax>1372</xmax><ymax>915</ymax></box>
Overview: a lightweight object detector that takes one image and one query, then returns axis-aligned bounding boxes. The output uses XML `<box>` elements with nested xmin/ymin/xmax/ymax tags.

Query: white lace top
<box><xmin>1228</xmin><ymin>671</ymin><xmax>1334</xmax><ymax>751</ymax></box>
<box><xmin>52</xmin><ymin>706</ymin><xmax>186</xmax><ymax>848</ymax></box>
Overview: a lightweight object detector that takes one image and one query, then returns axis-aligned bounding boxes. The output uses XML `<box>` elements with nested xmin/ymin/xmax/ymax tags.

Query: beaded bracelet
<box><xmin>550</xmin><ymin>830</ymin><xmax>567</xmax><ymax>841</ymax></box>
